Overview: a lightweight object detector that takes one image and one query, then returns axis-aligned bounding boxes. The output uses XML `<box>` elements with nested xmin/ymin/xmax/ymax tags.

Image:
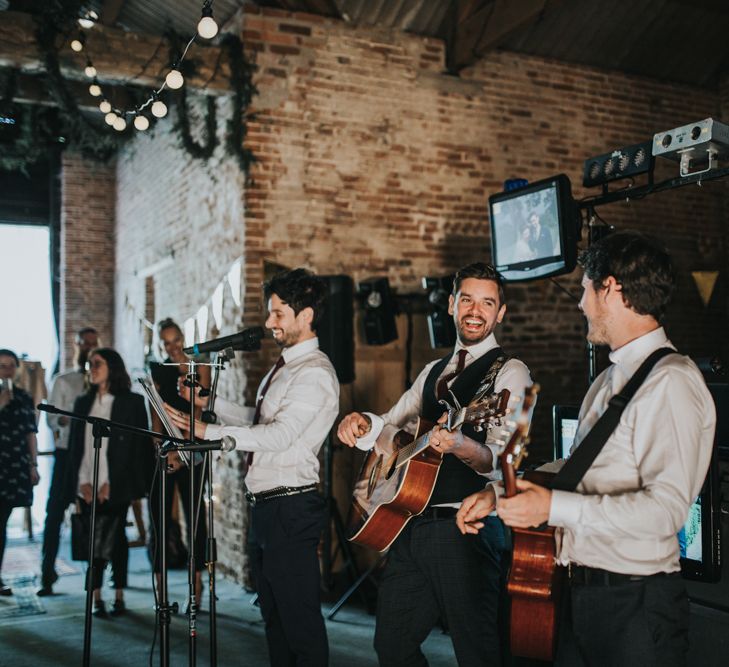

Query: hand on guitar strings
<box><xmin>429</xmin><ymin>414</ymin><xmax>464</xmax><ymax>453</ymax></box>
<box><xmin>496</xmin><ymin>479</ymin><xmax>552</xmax><ymax>529</ymax></box>
<box><xmin>337</xmin><ymin>412</ymin><xmax>371</xmax><ymax>447</ymax></box>
<box><xmin>456</xmin><ymin>487</ymin><xmax>496</xmax><ymax>534</ymax></box>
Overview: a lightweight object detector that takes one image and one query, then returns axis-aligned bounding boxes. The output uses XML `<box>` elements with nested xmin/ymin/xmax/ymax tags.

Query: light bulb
<box><xmin>89</xmin><ymin>84</ymin><xmax>102</xmax><ymax>97</ymax></box>
<box><xmin>105</xmin><ymin>112</ymin><xmax>118</xmax><ymax>126</ymax></box>
<box><xmin>197</xmin><ymin>16</ymin><xmax>219</xmax><ymax>39</ymax></box>
<box><xmin>78</xmin><ymin>10</ymin><xmax>98</xmax><ymax>29</ymax></box>
<box><xmin>151</xmin><ymin>100</ymin><xmax>168</xmax><ymax>118</ymax></box>
<box><xmin>99</xmin><ymin>100</ymin><xmax>112</xmax><ymax>113</ymax></box>
<box><xmin>134</xmin><ymin>115</ymin><xmax>150</xmax><ymax>131</ymax></box>
<box><xmin>113</xmin><ymin>116</ymin><xmax>127</xmax><ymax>131</ymax></box>
<box><xmin>84</xmin><ymin>65</ymin><xmax>97</xmax><ymax>78</ymax></box>
<box><xmin>71</xmin><ymin>39</ymin><xmax>84</xmax><ymax>52</ymax></box>
<box><xmin>165</xmin><ymin>69</ymin><xmax>184</xmax><ymax>90</ymax></box>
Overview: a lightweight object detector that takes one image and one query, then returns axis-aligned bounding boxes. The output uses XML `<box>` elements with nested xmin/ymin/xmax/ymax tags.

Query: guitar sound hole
<box><xmin>367</xmin><ymin>456</ymin><xmax>382</xmax><ymax>499</ymax></box>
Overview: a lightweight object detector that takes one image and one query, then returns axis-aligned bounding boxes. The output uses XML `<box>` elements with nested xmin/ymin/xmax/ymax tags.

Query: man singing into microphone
<box><xmin>166</xmin><ymin>268</ymin><xmax>339</xmax><ymax>667</ymax></box>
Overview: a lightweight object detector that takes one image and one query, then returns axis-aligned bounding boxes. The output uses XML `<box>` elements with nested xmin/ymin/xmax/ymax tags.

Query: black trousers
<box><xmin>41</xmin><ymin>448</ymin><xmax>69</xmax><ymax>587</ymax></box>
<box><xmin>556</xmin><ymin>572</ymin><xmax>689</xmax><ymax>667</ymax></box>
<box><xmin>79</xmin><ymin>499</ymin><xmax>129</xmax><ymax>591</ymax></box>
<box><xmin>374</xmin><ymin>515</ymin><xmax>502</xmax><ymax>667</ymax></box>
<box><xmin>250</xmin><ymin>491</ymin><xmax>328</xmax><ymax>667</ymax></box>
<box><xmin>148</xmin><ymin>462</ymin><xmax>207</xmax><ymax>572</ymax></box>
<box><xmin>0</xmin><ymin>500</ymin><xmax>14</xmax><ymax>580</ymax></box>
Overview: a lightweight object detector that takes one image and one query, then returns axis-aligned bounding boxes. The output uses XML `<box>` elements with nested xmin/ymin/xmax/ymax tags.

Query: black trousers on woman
<box><xmin>250</xmin><ymin>491</ymin><xmax>328</xmax><ymax>667</ymax></box>
<box><xmin>148</xmin><ymin>462</ymin><xmax>207</xmax><ymax>572</ymax></box>
<box><xmin>79</xmin><ymin>499</ymin><xmax>129</xmax><ymax>591</ymax></box>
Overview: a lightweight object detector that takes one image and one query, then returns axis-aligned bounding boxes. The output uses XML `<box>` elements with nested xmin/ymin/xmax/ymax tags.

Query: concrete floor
<box><xmin>1</xmin><ymin>530</ymin><xmax>728</xmax><ymax>667</ymax></box>
<box><xmin>0</xmin><ymin>535</ymin><xmax>454</xmax><ymax>667</ymax></box>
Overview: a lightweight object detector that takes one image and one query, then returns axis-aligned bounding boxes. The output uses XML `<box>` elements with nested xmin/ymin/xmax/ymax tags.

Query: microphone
<box><xmin>38</xmin><ymin>403</ymin><xmax>61</xmax><ymax>414</ymax></box>
<box><xmin>160</xmin><ymin>435</ymin><xmax>237</xmax><ymax>454</ymax></box>
<box><xmin>183</xmin><ymin>327</ymin><xmax>264</xmax><ymax>356</ymax></box>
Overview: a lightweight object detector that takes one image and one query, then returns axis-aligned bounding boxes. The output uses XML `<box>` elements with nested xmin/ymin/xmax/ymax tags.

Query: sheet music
<box><xmin>138</xmin><ymin>376</ymin><xmax>198</xmax><ymax>466</ymax></box>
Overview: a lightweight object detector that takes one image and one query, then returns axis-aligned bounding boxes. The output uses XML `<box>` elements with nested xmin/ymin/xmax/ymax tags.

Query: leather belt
<box><xmin>567</xmin><ymin>564</ymin><xmax>666</xmax><ymax>586</ymax></box>
<box><xmin>245</xmin><ymin>484</ymin><xmax>317</xmax><ymax>506</ymax></box>
<box><xmin>419</xmin><ymin>506</ymin><xmax>459</xmax><ymax>520</ymax></box>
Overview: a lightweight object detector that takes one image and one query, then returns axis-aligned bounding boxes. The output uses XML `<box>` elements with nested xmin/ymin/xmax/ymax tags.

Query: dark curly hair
<box><xmin>578</xmin><ymin>230</ymin><xmax>675</xmax><ymax>322</ymax></box>
<box><xmin>263</xmin><ymin>268</ymin><xmax>327</xmax><ymax>332</ymax></box>
<box><xmin>88</xmin><ymin>348</ymin><xmax>132</xmax><ymax>396</ymax></box>
<box><xmin>157</xmin><ymin>318</ymin><xmax>183</xmax><ymax>337</ymax></box>
<box><xmin>452</xmin><ymin>262</ymin><xmax>506</xmax><ymax>306</ymax></box>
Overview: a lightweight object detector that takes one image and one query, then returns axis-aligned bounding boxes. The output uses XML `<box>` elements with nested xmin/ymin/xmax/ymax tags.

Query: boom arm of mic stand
<box><xmin>38</xmin><ymin>404</ymin><xmax>189</xmax><ymax>445</ymax></box>
<box><xmin>201</xmin><ymin>347</ymin><xmax>233</xmax><ymax>424</ymax></box>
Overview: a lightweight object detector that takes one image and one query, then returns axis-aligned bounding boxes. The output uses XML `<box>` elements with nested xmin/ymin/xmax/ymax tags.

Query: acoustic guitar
<box><xmin>499</xmin><ymin>384</ymin><xmax>563</xmax><ymax>662</ymax></box>
<box><xmin>347</xmin><ymin>390</ymin><xmax>511</xmax><ymax>552</ymax></box>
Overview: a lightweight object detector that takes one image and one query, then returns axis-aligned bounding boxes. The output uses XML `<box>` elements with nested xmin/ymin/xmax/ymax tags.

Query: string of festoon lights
<box><xmin>70</xmin><ymin>1</ymin><xmax>220</xmax><ymax>132</ymax></box>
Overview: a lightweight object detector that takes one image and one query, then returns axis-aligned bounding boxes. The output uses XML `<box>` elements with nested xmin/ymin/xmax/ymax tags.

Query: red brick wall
<box><xmin>59</xmin><ymin>152</ymin><xmax>116</xmax><ymax>370</ymax></box>
<box><xmin>111</xmin><ymin>7</ymin><xmax>729</xmax><ymax>581</ymax></box>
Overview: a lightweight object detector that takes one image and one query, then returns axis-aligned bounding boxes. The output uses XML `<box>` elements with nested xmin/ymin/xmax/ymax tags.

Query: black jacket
<box><xmin>65</xmin><ymin>390</ymin><xmax>152</xmax><ymax>506</ymax></box>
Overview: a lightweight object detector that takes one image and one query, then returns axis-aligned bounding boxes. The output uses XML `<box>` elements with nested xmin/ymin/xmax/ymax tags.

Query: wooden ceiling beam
<box><xmin>0</xmin><ymin>10</ymin><xmax>232</xmax><ymax>94</ymax></box>
<box><xmin>100</xmin><ymin>0</ymin><xmax>127</xmax><ymax>27</ymax></box>
<box><xmin>11</xmin><ymin>71</ymin><xmax>135</xmax><ymax>114</ymax></box>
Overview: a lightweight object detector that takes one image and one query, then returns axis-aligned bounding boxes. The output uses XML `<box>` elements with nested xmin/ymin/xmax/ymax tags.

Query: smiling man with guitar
<box><xmin>338</xmin><ymin>262</ymin><xmax>532</xmax><ymax>667</ymax></box>
<box><xmin>457</xmin><ymin>232</ymin><xmax>716</xmax><ymax>667</ymax></box>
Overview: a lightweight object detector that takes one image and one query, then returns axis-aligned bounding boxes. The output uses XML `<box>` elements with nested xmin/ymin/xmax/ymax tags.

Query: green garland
<box><xmin>1</xmin><ymin>2</ymin><xmax>258</xmax><ymax>172</ymax></box>
<box><xmin>222</xmin><ymin>34</ymin><xmax>257</xmax><ymax>174</ymax></box>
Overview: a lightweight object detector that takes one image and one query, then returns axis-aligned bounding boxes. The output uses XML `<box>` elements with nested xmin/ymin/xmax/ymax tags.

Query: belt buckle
<box><xmin>245</xmin><ymin>491</ymin><xmax>256</xmax><ymax>506</ymax></box>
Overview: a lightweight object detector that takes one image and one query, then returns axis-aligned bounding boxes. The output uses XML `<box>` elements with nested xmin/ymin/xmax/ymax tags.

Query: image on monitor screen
<box><xmin>678</xmin><ymin>495</ymin><xmax>703</xmax><ymax>562</ymax></box>
<box><xmin>492</xmin><ymin>184</ymin><xmax>561</xmax><ymax>267</ymax></box>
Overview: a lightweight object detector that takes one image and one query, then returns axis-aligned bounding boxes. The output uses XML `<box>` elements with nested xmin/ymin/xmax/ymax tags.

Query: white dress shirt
<box><xmin>355</xmin><ymin>333</ymin><xmax>533</xmax><ymax>484</ymax></box>
<box><xmin>548</xmin><ymin>327</ymin><xmax>716</xmax><ymax>575</ymax></box>
<box><xmin>205</xmin><ymin>337</ymin><xmax>340</xmax><ymax>494</ymax></box>
<box><xmin>47</xmin><ymin>369</ymin><xmax>86</xmax><ymax>450</ymax></box>
<box><xmin>78</xmin><ymin>392</ymin><xmax>114</xmax><ymax>491</ymax></box>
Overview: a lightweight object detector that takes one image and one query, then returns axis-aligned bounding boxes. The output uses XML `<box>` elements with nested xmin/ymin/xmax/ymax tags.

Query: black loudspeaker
<box><xmin>423</xmin><ymin>275</ymin><xmax>456</xmax><ymax>349</ymax></box>
<box><xmin>358</xmin><ymin>277</ymin><xmax>398</xmax><ymax>346</ymax></box>
<box><xmin>319</xmin><ymin>275</ymin><xmax>355</xmax><ymax>384</ymax></box>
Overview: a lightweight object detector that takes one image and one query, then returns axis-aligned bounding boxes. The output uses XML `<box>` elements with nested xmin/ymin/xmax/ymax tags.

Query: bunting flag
<box><xmin>691</xmin><ymin>271</ymin><xmax>719</xmax><ymax>307</ymax></box>
<box><xmin>212</xmin><ymin>282</ymin><xmax>224</xmax><ymax>330</ymax></box>
<box><xmin>228</xmin><ymin>258</ymin><xmax>242</xmax><ymax>308</ymax></box>
<box><xmin>196</xmin><ymin>305</ymin><xmax>209</xmax><ymax>339</ymax></box>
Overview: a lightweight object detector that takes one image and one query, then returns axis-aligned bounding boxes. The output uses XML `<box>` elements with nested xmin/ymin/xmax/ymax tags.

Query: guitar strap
<box><xmin>550</xmin><ymin>347</ymin><xmax>676</xmax><ymax>493</ymax></box>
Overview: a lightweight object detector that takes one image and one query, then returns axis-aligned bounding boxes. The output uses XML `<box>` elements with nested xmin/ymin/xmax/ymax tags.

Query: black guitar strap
<box><xmin>550</xmin><ymin>347</ymin><xmax>676</xmax><ymax>493</ymax></box>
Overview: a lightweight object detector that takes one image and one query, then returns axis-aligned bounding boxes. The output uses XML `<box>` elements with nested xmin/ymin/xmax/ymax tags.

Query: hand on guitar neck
<box><xmin>456</xmin><ymin>383</ymin><xmax>549</xmax><ymax>533</ymax></box>
<box><xmin>430</xmin><ymin>413</ymin><xmax>494</xmax><ymax>473</ymax></box>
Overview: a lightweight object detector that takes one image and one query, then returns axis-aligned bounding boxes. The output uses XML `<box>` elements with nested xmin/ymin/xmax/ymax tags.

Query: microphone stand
<box><xmin>36</xmin><ymin>405</ymin><xmax>200</xmax><ymax>667</ymax></box>
<box><xmin>199</xmin><ymin>348</ymin><xmax>233</xmax><ymax>667</ymax></box>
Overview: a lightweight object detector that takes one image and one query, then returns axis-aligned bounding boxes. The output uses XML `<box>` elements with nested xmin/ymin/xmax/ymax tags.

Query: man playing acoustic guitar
<box><xmin>339</xmin><ymin>262</ymin><xmax>532</xmax><ymax>667</ymax></box>
<box><xmin>457</xmin><ymin>231</ymin><xmax>716</xmax><ymax>666</ymax></box>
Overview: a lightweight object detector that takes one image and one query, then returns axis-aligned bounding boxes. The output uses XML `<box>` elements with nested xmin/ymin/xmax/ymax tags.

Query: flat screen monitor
<box><xmin>552</xmin><ymin>404</ymin><xmax>579</xmax><ymax>460</ymax></box>
<box><xmin>489</xmin><ymin>174</ymin><xmax>578</xmax><ymax>282</ymax></box>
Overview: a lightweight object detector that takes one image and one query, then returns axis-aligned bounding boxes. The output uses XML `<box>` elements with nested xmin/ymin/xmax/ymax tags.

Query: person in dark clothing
<box><xmin>66</xmin><ymin>348</ymin><xmax>150</xmax><ymax>617</ymax></box>
<box><xmin>0</xmin><ymin>349</ymin><xmax>39</xmax><ymax>597</ymax></box>
<box><xmin>147</xmin><ymin>318</ymin><xmax>210</xmax><ymax>608</ymax></box>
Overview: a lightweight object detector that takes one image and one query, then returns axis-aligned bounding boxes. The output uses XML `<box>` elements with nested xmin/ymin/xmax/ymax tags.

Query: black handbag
<box><xmin>70</xmin><ymin>503</ymin><xmax>118</xmax><ymax>562</ymax></box>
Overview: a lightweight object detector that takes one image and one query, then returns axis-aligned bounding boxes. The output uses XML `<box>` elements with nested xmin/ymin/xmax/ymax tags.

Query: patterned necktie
<box><xmin>436</xmin><ymin>349</ymin><xmax>468</xmax><ymax>400</ymax></box>
<box><xmin>247</xmin><ymin>355</ymin><xmax>286</xmax><ymax>466</ymax></box>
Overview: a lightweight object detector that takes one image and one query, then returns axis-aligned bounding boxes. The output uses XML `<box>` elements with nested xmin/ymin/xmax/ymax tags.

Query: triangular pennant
<box><xmin>691</xmin><ymin>271</ymin><xmax>719</xmax><ymax>307</ymax></box>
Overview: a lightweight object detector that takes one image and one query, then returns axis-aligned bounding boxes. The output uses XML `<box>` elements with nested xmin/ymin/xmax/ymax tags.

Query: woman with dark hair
<box><xmin>149</xmin><ymin>318</ymin><xmax>210</xmax><ymax>608</ymax></box>
<box><xmin>0</xmin><ymin>348</ymin><xmax>40</xmax><ymax>596</ymax></box>
<box><xmin>66</xmin><ymin>348</ymin><xmax>150</xmax><ymax>616</ymax></box>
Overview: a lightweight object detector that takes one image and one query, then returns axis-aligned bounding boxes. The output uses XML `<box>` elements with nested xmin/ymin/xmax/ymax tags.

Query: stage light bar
<box><xmin>582</xmin><ymin>140</ymin><xmax>654</xmax><ymax>188</ymax></box>
<box><xmin>652</xmin><ymin>118</ymin><xmax>729</xmax><ymax>177</ymax></box>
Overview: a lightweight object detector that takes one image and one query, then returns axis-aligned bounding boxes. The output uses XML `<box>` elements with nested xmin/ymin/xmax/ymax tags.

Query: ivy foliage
<box><xmin>0</xmin><ymin>1</ymin><xmax>257</xmax><ymax>173</ymax></box>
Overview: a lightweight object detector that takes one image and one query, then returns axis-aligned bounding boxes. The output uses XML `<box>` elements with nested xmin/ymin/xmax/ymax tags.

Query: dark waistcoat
<box><xmin>421</xmin><ymin>347</ymin><xmax>503</xmax><ymax>506</ymax></box>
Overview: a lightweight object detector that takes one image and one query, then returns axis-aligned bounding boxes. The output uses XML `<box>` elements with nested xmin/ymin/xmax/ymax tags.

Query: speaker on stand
<box><xmin>318</xmin><ymin>276</ymin><xmax>370</xmax><ymax>607</ymax></box>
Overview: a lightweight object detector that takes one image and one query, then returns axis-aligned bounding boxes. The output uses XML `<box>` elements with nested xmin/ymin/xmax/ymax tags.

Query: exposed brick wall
<box><xmin>114</xmin><ymin>95</ymin><xmax>251</xmax><ymax>581</ymax></box>
<box><xmin>111</xmin><ymin>6</ymin><xmax>729</xmax><ymax>581</ymax></box>
<box><xmin>59</xmin><ymin>151</ymin><xmax>116</xmax><ymax>370</ymax></box>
